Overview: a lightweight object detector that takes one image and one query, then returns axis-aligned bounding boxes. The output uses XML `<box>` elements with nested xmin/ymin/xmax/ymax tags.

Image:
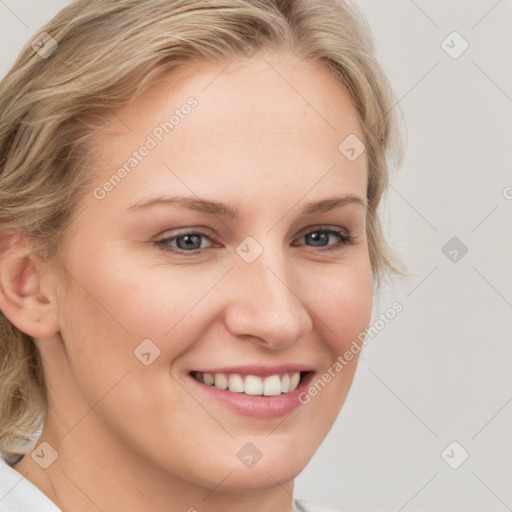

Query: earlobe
<box><xmin>0</xmin><ymin>229</ymin><xmax>59</xmax><ymax>338</ymax></box>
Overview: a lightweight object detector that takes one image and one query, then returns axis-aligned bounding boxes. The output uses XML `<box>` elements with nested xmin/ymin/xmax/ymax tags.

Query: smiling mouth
<box><xmin>189</xmin><ymin>370</ymin><xmax>311</xmax><ymax>396</ymax></box>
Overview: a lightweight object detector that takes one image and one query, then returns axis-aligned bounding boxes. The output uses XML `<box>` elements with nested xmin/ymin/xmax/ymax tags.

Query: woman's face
<box><xmin>44</xmin><ymin>50</ymin><xmax>372</xmax><ymax>491</ymax></box>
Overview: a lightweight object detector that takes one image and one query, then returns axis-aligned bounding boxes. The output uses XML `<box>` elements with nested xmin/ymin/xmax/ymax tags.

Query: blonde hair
<box><xmin>0</xmin><ymin>0</ymin><xmax>405</xmax><ymax>454</ymax></box>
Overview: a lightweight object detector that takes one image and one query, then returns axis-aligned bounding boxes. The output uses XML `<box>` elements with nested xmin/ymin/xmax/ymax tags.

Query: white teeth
<box><xmin>289</xmin><ymin>372</ymin><xmax>300</xmax><ymax>392</ymax></box>
<box><xmin>263</xmin><ymin>375</ymin><xmax>282</xmax><ymax>396</ymax></box>
<box><xmin>203</xmin><ymin>373</ymin><xmax>214</xmax><ymax>386</ymax></box>
<box><xmin>228</xmin><ymin>373</ymin><xmax>244</xmax><ymax>393</ymax></box>
<box><xmin>244</xmin><ymin>375</ymin><xmax>263</xmax><ymax>395</ymax></box>
<box><xmin>214</xmin><ymin>373</ymin><xmax>228</xmax><ymax>390</ymax></box>
<box><xmin>194</xmin><ymin>371</ymin><xmax>305</xmax><ymax>396</ymax></box>
<box><xmin>280</xmin><ymin>374</ymin><xmax>290</xmax><ymax>393</ymax></box>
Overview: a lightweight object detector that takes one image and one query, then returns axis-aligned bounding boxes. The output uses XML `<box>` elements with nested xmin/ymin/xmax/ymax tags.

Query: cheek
<box><xmin>56</xmin><ymin>249</ymin><xmax>223</xmax><ymax>380</ymax></box>
<box><xmin>336</xmin><ymin>272</ymin><xmax>373</xmax><ymax>350</ymax></box>
<box><xmin>305</xmin><ymin>257</ymin><xmax>373</xmax><ymax>357</ymax></box>
<box><xmin>297</xmin><ymin>254</ymin><xmax>372</xmax><ymax>416</ymax></box>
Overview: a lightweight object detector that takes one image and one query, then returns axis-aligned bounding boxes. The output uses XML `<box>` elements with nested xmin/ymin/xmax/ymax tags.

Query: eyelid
<box><xmin>155</xmin><ymin>225</ymin><xmax>216</xmax><ymax>240</ymax></box>
<box><xmin>295</xmin><ymin>224</ymin><xmax>349</xmax><ymax>237</ymax></box>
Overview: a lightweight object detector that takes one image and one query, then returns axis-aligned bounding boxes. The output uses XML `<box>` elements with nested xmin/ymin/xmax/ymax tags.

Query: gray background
<box><xmin>1</xmin><ymin>1</ymin><xmax>511</xmax><ymax>511</ymax></box>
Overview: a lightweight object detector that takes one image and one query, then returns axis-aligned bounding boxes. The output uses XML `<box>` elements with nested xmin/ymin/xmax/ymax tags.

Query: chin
<box><xmin>212</xmin><ymin>459</ymin><xmax>306</xmax><ymax>492</ymax></box>
<box><xmin>175</xmin><ymin>441</ymin><xmax>315</xmax><ymax>493</ymax></box>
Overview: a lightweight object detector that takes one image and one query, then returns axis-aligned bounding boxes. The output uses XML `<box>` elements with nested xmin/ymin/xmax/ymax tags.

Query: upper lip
<box><xmin>189</xmin><ymin>364</ymin><xmax>315</xmax><ymax>377</ymax></box>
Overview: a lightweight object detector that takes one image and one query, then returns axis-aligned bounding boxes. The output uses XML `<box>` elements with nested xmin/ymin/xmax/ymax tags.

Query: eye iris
<box><xmin>306</xmin><ymin>231</ymin><xmax>329</xmax><ymax>247</ymax></box>
<box><xmin>177</xmin><ymin>234</ymin><xmax>202</xmax><ymax>250</ymax></box>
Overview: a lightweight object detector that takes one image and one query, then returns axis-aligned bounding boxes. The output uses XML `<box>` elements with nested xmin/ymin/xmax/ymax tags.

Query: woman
<box><xmin>0</xmin><ymin>0</ymin><xmax>404</xmax><ymax>510</ymax></box>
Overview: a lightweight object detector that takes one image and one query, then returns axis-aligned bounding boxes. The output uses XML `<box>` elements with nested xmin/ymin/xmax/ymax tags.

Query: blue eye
<box><xmin>155</xmin><ymin>227</ymin><xmax>354</xmax><ymax>255</ymax></box>
<box><xmin>156</xmin><ymin>231</ymin><xmax>213</xmax><ymax>253</ymax></box>
<box><xmin>292</xmin><ymin>228</ymin><xmax>354</xmax><ymax>251</ymax></box>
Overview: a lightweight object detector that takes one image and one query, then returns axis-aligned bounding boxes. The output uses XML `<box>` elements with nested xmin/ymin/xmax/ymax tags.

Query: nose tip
<box><xmin>223</xmin><ymin>262</ymin><xmax>313</xmax><ymax>350</ymax></box>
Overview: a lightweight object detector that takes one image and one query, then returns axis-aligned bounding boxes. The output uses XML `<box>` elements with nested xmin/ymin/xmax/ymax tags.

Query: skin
<box><xmin>1</xmin><ymin>50</ymin><xmax>372</xmax><ymax>512</ymax></box>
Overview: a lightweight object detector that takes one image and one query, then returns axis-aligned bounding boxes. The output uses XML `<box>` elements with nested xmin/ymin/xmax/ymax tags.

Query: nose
<box><xmin>222</xmin><ymin>247</ymin><xmax>313</xmax><ymax>350</ymax></box>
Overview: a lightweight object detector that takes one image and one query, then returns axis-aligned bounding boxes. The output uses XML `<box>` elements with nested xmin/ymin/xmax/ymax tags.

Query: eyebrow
<box><xmin>126</xmin><ymin>194</ymin><xmax>367</xmax><ymax>217</ymax></box>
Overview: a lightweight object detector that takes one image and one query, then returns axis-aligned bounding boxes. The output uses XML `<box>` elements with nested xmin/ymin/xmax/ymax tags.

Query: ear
<box><xmin>0</xmin><ymin>229</ymin><xmax>59</xmax><ymax>338</ymax></box>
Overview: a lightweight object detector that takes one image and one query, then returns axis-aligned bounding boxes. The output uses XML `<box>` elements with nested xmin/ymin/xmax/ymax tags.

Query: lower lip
<box><xmin>188</xmin><ymin>372</ymin><xmax>314</xmax><ymax>419</ymax></box>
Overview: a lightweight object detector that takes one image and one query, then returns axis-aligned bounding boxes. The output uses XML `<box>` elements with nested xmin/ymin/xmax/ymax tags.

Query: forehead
<box><xmin>90</xmin><ymin>50</ymin><xmax>367</xmax><ymax>209</ymax></box>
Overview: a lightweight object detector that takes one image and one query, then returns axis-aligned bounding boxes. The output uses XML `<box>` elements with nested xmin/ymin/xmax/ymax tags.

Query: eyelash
<box><xmin>154</xmin><ymin>227</ymin><xmax>355</xmax><ymax>256</ymax></box>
